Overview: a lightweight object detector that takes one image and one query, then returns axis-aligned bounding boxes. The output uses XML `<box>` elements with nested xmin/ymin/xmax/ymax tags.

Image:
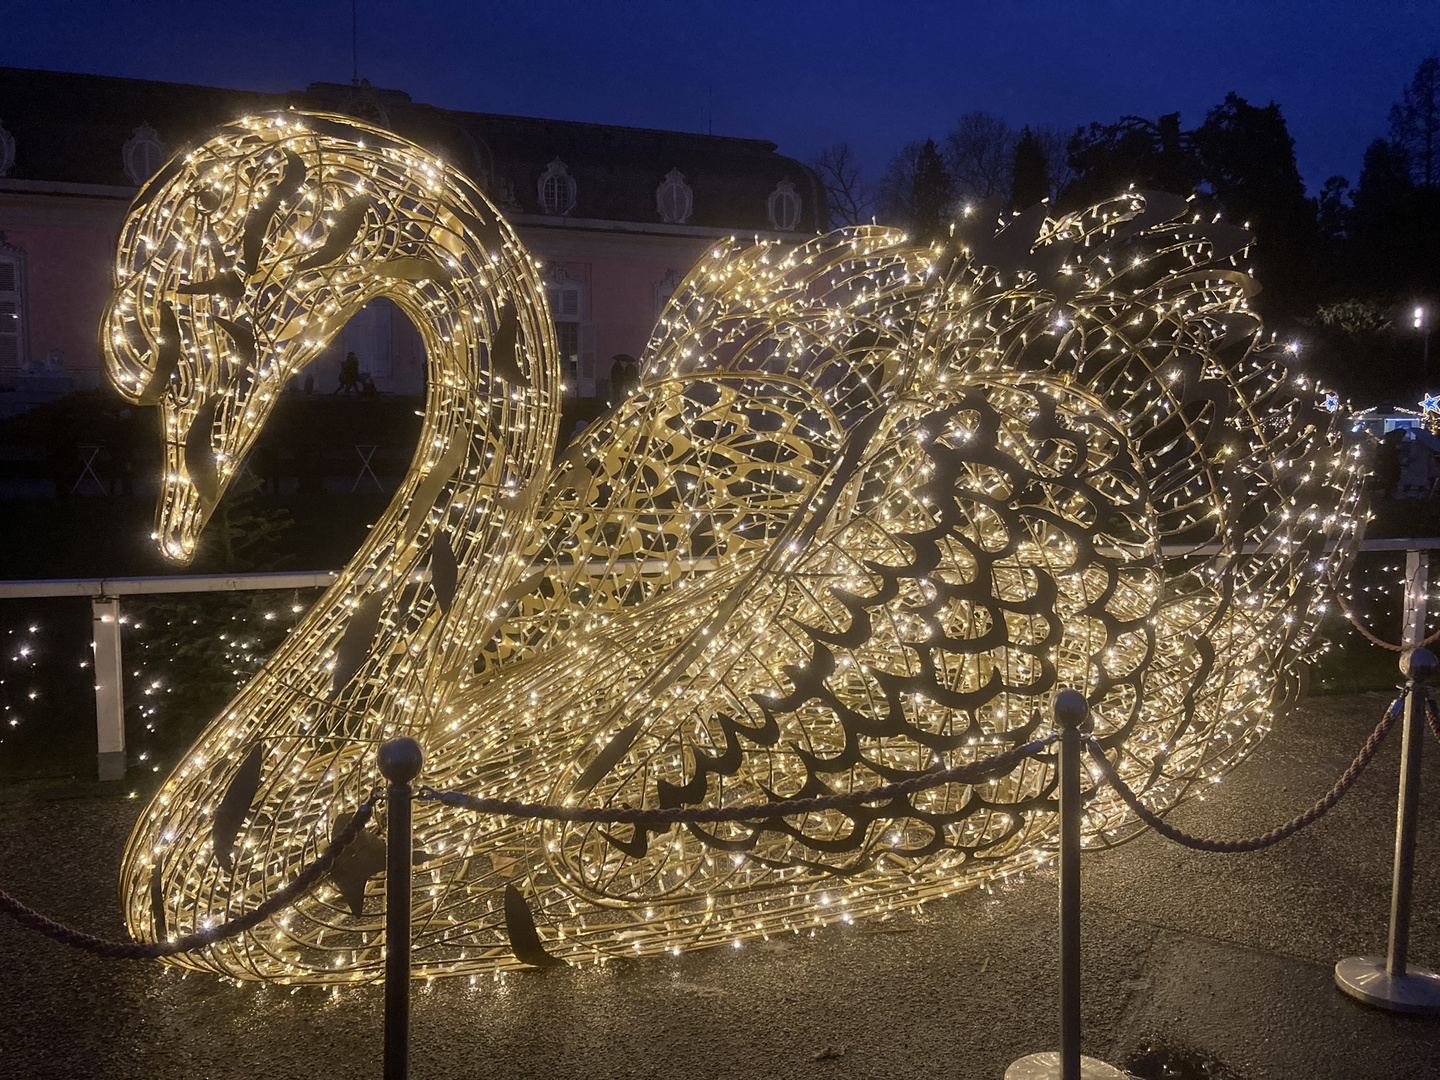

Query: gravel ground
<box><xmin>2</xmin><ymin>691</ymin><xmax>1439</xmax><ymax>1080</ymax></box>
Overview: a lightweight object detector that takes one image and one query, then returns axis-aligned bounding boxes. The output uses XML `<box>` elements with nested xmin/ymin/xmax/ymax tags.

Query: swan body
<box><xmin>103</xmin><ymin>113</ymin><xmax>1361</xmax><ymax>982</ymax></box>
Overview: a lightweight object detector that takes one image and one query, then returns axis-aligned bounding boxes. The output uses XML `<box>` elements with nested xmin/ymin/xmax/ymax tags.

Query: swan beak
<box><xmin>154</xmin><ymin>471</ymin><xmax>210</xmax><ymax>566</ymax></box>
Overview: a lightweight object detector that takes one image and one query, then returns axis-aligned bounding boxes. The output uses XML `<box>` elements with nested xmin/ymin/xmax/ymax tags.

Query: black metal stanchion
<box><xmin>1006</xmin><ymin>691</ymin><xmax>1126</xmax><ymax>1080</ymax></box>
<box><xmin>378</xmin><ymin>737</ymin><xmax>425</xmax><ymax>1080</ymax></box>
<box><xmin>1336</xmin><ymin>648</ymin><xmax>1440</xmax><ymax>1013</ymax></box>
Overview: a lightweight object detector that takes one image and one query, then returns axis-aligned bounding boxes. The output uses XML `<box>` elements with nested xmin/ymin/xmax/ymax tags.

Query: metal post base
<box><xmin>97</xmin><ymin>751</ymin><xmax>126</xmax><ymax>782</ymax></box>
<box><xmin>1004</xmin><ymin>1051</ymin><xmax>1130</xmax><ymax>1079</ymax></box>
<box><xmin>1336</xmin><ymin>955</ymin><xmax>1440</xmax><ymax>1014</ymax></box>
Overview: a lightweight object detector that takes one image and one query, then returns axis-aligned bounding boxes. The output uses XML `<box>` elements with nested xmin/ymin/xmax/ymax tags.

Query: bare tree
<box><xmin>811</xmin><ymin>143</ymin><xmax>873</xmax><ymax>227</ymax></box>
<box><xmin>943</xmin><ymin>111</ymin><xmax>1015</xmax><ymax>201</ymax></box>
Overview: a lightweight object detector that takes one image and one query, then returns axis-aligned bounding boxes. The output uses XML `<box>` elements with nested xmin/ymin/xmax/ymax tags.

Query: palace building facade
<box><xmin>0</xmin><ymin>68</ymin><xmax>825</xmax><ymax>413</ymax></box>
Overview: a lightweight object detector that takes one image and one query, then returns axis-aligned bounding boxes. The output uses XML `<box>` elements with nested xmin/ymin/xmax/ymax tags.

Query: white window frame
<box><xmin>0</xmin><ymin>241</ymin><xmax>29</xmax><ymax>379</ymax></box>
<box><xmin>545</xmin><ymin>266</ymin><xmax>594</xmax><ymax>396</ymax></box>
<box><xmin>123</xmin><ymin>124</ymin><xmax>167</xmax><ymax>186</ymax></box>
<box><xmin>654</xmin><ymin>269</ymin><xmax>685</xmax><ymax>321</ymax></box>
<box><xmin>767</xmin><ymin>179</ymin><xmax>802</xmax><ymax>231</ymax></box>
<box><xmin>655</xmin><ymin>168</ymin><xmax>693</xmax><ymax>224</ymax></box>
<box><xmin>538</xmin><ymin>159</ymin><xmax>577</xmax><ymax>216</ymax></box>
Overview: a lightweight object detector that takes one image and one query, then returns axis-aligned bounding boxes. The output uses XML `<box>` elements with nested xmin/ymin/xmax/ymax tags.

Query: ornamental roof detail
<box><xmin>0</xmin><ymin>67</ymin><xmax>826</xmax><ymax>231</ymax></box>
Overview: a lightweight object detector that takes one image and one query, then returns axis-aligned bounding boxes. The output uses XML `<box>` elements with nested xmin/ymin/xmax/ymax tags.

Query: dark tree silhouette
<box><xmin>1390</xmin><ymin>55</ymin><xmax>1440</xmax><ymax>189</ymax></box>
<box><xmin>848</xmin><ymin>69</ymin><xmax>1440</xmax><ymax>403</ymax></box>
<box><xmin>877</xmin><ymin>138</ymin><xmax>955</xmax><ymax>242</ymax></box>
<box><xmin>911</xmin><ymin>139</ymin><xmax>956</xmax><ymax>241</ymax></box>
<box><xmin>1061</xmin><ymin>112</ymin><xmax>1200</xmax><ymax>208</ymax></box>
<box><xmin>1034</xmin><ymin>126</ymin><xmax>1075</xmax><ymax>200</ymax></box>
<box><xmin>1352</xmin><ymin>139</ymin><xmax>1412</xmax><ymax>232</ymax></box>
<box><xmin>1349</xmin><ymin>136</ymin><xmax>1440</xmax><ymax>297</ymax></box>
<box><xmin>1351</xmin><ymin>139</ymin><xmax>1414</xmax><ymax>292</ymax></box>
<box><xmin>1192</xmin><ymin>94</ymin><xmax>1318</xmax><ymax>315</ymax></box>
<box><xmin>1009</xmin><ymin>126</ymin><xmax>1051</xmax><ymax>210</ymax></box>
<box><xmin>1317</xmin><ymin>175</ymin><xmax>1351</xmax><ymax>245</ymax></box>
<box><xmin>1193</xmin><ymin>95</ymin><xmax>1310</xmax><ymax>219</ymax></box>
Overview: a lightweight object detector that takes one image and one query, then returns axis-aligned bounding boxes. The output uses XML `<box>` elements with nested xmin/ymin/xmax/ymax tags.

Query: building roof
<box><xmin>0</xmin><ymin>66</ymin><xmax>827</xmax><ymax>233</ymax></box>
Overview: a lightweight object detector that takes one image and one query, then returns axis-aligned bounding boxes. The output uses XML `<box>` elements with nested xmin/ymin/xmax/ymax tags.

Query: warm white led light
<box><xmin>105</xmin><ymin>114</ymin><xmax>1359</xmax><ymax>984</ymax></box>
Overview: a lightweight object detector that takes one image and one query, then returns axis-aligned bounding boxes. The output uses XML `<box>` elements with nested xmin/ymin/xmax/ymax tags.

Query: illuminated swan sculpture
<box><xmin>104</xmin><ymin>112</ymin><xmax>1361</xmax><ymax>983</ymax></box>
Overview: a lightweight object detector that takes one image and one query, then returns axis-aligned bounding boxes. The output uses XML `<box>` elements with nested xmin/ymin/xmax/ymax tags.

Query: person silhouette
<box><xmin>609</xmin><ymin>354</ymin><xmax>639</xmax><ymax>403</ymax></box>
<box><xmin>335</xmin><ymin>351</ymin><xmax>362</xmax><ymax>394</ymax></box>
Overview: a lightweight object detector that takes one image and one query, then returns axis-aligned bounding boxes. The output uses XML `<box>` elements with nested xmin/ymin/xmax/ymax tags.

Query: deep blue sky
<box><xmin>7</xmin><ymin>0</ymin><xmax>1439</xmax><ymax>194</ymax></box>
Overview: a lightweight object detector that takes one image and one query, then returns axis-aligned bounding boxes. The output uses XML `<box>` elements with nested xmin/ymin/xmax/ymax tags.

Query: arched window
<box><xmin>767</xmin><ymin>179</ymin><xmax>802</xmax><ymax>231</ymax></box>
<box><xmin>538</xmin><ymin>159</ymin><xmax>577</xmax><ymax>216</ymax></box>
<box><xmin>0</xmin><ymin>241</ymin><xmax>28</xmax><ymax>379</ymax></box>
<box><xmin>655</xmin><ymin>169</ymin><xmax>693</xmax><ymax>224</ymax></box>
<box><xmin>123</xmin><ymin>124</ymin><xmax>167</xmax><ymax>186</ymax></box>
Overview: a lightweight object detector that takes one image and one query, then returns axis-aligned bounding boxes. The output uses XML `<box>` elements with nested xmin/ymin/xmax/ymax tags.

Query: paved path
<box><xmin>1</xmin><ymin>692</ymin><xmax>1438</xmax><ymax>1079</ymax></box>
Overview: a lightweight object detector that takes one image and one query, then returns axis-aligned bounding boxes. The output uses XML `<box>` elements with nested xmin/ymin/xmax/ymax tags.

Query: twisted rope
<box><xmin>1427</xmin><ymin>696</ymin><xmax>1440</xmax><ymax>749</ymax></box>
<box><xmin>421</xmin><ymin>735</ymin><xmax>1056</xmax><ymax>825</ymax></box>
<box><xmin>1332</xmin><ymin>588</ymin><xmax>1440</xmax><ymax>653</ymax></box>
<box><xmin>0</xmin><ymin>791</ymin><xmax>379</xmax><ymax>959</ymax></box>
<box><xmin>1086</xmin><ymin>695</ymin><xmax>1405</xmax><ymax>853</ymax></box>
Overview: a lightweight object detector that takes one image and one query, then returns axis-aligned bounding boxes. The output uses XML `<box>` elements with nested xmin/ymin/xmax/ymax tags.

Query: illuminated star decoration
<box><xmin>1420</xmin><ymin>393</ymin><xmax>1440</xmax><ymax>414</ymax></box>
<box><xmin>103</xmin><ymin>113</ymin><xmax>1362</xmax><ymax>983</ymax></box>
<box><xmin>1325</xmin><ymin>393</ymin><xmax>1340</xmax><ymax>413</ymax></box>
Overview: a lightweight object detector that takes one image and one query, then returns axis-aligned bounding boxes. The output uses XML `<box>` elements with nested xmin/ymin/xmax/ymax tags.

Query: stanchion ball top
<box><xmin>378</xmin><ymin>737</ymin><xmax>425</xmax><ymax>784</ymax></box>
<box><xmin>1052</xmin><ymin>688</ymin><xmax>1090</xmax><ymax>730</ymax></box>
<box><xmin>1401</xmin><ymin>648</ymin><xmax>1438</xmax><ymax>684</ymax></box>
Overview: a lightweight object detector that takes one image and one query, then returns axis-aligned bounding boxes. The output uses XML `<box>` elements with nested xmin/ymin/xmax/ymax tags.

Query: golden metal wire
<box><xmin>102</xmin><ymin>113</ymin><xmax>1361</xmax><ymax>982</ymax></box>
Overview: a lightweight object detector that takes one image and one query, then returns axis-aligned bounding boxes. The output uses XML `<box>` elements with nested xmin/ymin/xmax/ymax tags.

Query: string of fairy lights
<box><xmin>5</xmin><ymin>556</ymin><xmax>1419</xmax><ymax>776</ymax></box>
<box><xmin>0</xmin><ymin>624</ymin><xmax>48</xmax><ymax>734</ymax></box>
<box><xmin>79</xmin><ymin>109</ymin><xmax>1364</xmax><ymax>984</ymax></box>
<box><xmin>0</xmin><ymin>595</ymin><xmax>315</xmax><ymax>782</ymax></box>
<box><xmin>1</xmin><ymin>573</ymin><xmax>1428</xmax><ymax>778</ymax></box>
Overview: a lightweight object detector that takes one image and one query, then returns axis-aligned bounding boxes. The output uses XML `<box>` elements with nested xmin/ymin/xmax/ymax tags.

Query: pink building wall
<box><xmin>521</xmin><ymin>228</ymin><xmax>715</xmax><ymax>395</ymax></box>
<box><xmin>0</xmin><ymin>193</ymin><xmax>127</xmax><ymax>389</ymax></box>
<box><xmin>0</xmin><ymin>193</ymin><xmax>721</xmax><ymax>403</ymax></box>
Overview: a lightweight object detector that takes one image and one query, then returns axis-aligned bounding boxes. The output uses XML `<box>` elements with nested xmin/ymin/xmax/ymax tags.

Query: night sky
<box><xmin>7</xmin><ymin>0</ymin><xmax>1440</xmax><ymax>193</ymax></box>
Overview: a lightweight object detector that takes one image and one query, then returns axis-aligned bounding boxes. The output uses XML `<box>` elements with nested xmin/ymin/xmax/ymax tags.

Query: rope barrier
<box><xmin>421</xmin><ymin>695</ymin><xmax>1406</xmax><ymax>846</ymax></box>
<box><xmin>1427</xmin><ymin>697</ymin><xmax>1440</xmax><ymax>750</ymax></box>
<box><xmin>0</xmin><ymin>789</ymin><xmax>380</xmax><ymax>959</ymax></box>
<box><xmin>0</xmin><ymin>689</ymin><xmax>1416</xmax><ymax>964</ymax></box>
<box><xmin>419</xmin><ymin>735</ymin><xmax>1057</xmax><ymax>825</ymax></box>
<box><xmin>1084</xmin><ymin>695</ymin><xmax>1406</xmax><ymax>853</ymax></box>
<box><xmin>1332</xmin><ymin>589</ymin><xmax>1440</xmax><ymax>652</ymax></box>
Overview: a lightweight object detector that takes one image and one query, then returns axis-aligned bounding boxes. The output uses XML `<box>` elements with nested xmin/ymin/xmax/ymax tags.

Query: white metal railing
<box><xmin>1</xmin><ymin>538</ymin><xmax>1437</xmax><ymax>780</ymax></box>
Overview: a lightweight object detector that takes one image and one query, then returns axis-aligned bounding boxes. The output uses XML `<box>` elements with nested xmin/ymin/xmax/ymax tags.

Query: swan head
<box><xmin>102</xmin><ymin>112</ymin><xmax>440</xmax><ymax>564</ymax></box>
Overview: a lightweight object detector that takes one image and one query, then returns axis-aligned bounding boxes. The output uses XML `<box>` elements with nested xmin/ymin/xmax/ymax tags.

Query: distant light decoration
<box><xmin>103</xmin><ymin>114</ymin><xmax>1361</xmax><ymax>983</ymax></box>
<box><xmin>1420</xmin><ymin>393</ymin><xmax>1440</xmax><ymax>435</ymax></box>
<box><xmin>1325</xmin><ymin>392</ymin><xmax>1340</xmax><ymax>413</ymax></box>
